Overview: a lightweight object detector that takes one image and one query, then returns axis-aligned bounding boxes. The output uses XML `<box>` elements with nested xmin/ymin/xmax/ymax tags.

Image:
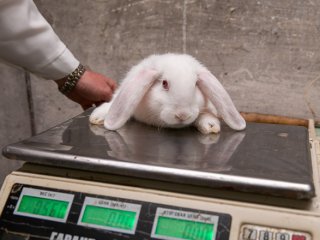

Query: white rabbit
<box><xmin>89</xmin><ymin>53</ymin><xmax>246</xmax><ymax>134</ymax></box>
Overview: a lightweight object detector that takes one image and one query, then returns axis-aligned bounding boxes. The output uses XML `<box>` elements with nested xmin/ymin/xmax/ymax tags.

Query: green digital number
<box><xmin>81</xmin><ymin>205</ymin><xmax>137</xmax><ymax>231</ymax></box>
<box><xmin>17</xmin><ymin>195</ymin><xmax>69</xmax><ymax>219</ymax></box>
<box><xmin>155</xmin><ymin>216</ymin><xmax>215</xmax><ymax>240</ymax></box>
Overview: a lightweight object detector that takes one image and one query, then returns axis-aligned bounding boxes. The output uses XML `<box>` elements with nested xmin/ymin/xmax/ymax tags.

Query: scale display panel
<box><xmin>0</xmin><ymin>183</ymin><xmax>231</xmax><ymax>240</ymax></box>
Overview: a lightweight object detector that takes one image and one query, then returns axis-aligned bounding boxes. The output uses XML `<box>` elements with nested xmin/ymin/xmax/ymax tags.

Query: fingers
<box><xmin>81</xmin><ymin>103</ymin><xmax>93</xmax><ymax>110</ymax></box>
<box><xmin>57</xmin><ymin>69</ymin><xmax>117</xmax><ymax>109</ymax></box>
<box><xmin>99</xmin><ymin>84</ymin><xmax>114</xmax><ymax>102</ymax></box>
<box><xmin>66</xmin><ymin>92</ymin><xmax>93</xmax><ymax>110</ymax></box>
<box><xmin>75</xmin><ymin>70</ymin><xmax>117</xmax><ymax>102</ymax></box>
<box><xmin>80</xmin><ymin>99</ymin><xmax>105</xmax><ymax>110</ymax></box>
<box><xmin>98</xmin><ymin>75</ymin><xmax>117</xmax><ymax>102</ymax></box>
<box><xmin>105</xmin><ymin>77</ymin><xmax>117</xmax><ymax>91</ymax></box>
<box><xmin>94</xmin><ymin>101</ymin><xmax>105</xmax><ymax>107</ymax></box>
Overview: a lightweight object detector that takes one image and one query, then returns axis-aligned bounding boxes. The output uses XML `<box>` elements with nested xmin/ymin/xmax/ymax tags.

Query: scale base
<box><xmin>0</xmin><ymin>166</ymin><xmax>318</xmax><ymax>240</ymax></box>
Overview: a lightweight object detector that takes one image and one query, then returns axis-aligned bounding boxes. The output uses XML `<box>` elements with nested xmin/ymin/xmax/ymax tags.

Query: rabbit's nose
<box><xmin>175</xmin><ymin>112</ymin><xmax>191</xmax><ymax>122</ymax></box>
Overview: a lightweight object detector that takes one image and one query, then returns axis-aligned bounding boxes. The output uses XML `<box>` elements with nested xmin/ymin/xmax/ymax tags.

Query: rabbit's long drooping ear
<box><xmin>197</xmin><ymin>71</ymin><xmax>246</xmax><ymax>131</ymax></box>
<box><xmin>104</xmin><ymin>69</ymin><xmax>159</xmax><ymax>130</ymax></box>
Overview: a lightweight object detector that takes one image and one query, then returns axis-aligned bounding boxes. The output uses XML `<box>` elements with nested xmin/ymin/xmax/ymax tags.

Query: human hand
<box><xmin>55</xmin><ymin>69</ymin><xmax>117</xmax><ymax>109</ymax></box>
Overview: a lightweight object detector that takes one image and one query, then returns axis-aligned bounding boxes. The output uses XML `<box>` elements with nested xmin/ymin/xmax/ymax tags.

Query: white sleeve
<box><xmin>0</xmin><ymin>0</ymin><xmax>79</xmax><ymax>80</ymax></box>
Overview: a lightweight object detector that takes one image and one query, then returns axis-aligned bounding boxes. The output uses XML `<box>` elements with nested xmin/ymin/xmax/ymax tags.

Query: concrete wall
<box><xmin>1</xmin><ymin>0</ymin><xmax>320</xmax><ymax>185</ymax></box>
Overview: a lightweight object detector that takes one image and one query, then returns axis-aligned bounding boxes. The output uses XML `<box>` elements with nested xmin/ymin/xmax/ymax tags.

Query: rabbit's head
<box><xmin>133</xmin><ymin>54</ymin><xmax>206</xmax><ymax>128</ymax></box>
<box><xmin>104</xmin><ymin>53</ymin><xmax>246</xmax><ymax>131</ymax></box>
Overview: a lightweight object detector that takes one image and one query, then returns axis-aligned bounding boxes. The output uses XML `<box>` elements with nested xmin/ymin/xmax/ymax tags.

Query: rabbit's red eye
<box><xmin>162</xmin><ymin>80</ymin><xmax>169</xmax><ymax>90</ymax></box>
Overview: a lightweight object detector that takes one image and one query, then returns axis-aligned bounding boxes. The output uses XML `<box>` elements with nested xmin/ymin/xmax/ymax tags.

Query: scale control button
<box><xmin>259</xmin><ymin>231</ymin><xmax>272</xmax><ymax>240</ymax></box>
<box><xmin>292</xmin><ymin>235</ymin><xmax>306</xmax><ymax>240</ymax></box>
<box><xmin>276</xmin><ymin>232</ymin><xmax>289</xmax><ymax>240</ymax></box>
<box><xmin>243</xmin><ymin>227</ymin><xmax>258</xmax><ymax>240</ymax></box>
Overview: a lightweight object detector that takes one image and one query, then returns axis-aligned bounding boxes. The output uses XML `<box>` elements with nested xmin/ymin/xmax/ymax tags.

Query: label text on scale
<box><xmin>50</xmin><ymin>232</ymin><xmax>95</xmax><ymax>240</ymax></box>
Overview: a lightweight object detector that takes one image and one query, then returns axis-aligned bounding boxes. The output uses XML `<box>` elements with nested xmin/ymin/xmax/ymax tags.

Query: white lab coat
<box><xmin>0</xmin><ymin>0</ymin><xmax>79</xmax><ymax>79</ymax></box>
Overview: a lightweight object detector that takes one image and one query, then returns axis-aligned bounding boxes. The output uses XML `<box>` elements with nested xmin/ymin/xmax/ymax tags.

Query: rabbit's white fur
<box><xmin>90</xmin><ymin>53</ymin><xmax>246</xmax><ymax>134</ymax></box>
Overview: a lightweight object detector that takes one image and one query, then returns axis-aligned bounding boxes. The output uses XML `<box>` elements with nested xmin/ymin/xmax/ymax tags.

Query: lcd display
<box><xmin>151</xmin><ymin>208</ymin><xmax>219</xmax><ymax>240</ymax></box>
<box><xmin>13</xmin><ymin>187</ymin><xmax>74</xmax><ymax>222</ymax></box>
<box><xmin>17</xmin><ymin>195</ymin><xmax>68</xmax><ymax>219</ymax></box>
<box><xmin>155</xmin><ymin>216</ymin><xmax>215</xmax><ymax>240</ymax></box>
<box><xmin>81</xmin><ymin>205</ymin><xmax>136</xmax><ymax>230</ymax></box>
<box><xmin>78</xmin><ymin>197</ymin><xmax>141</xmax><ymax>234</ymax></box>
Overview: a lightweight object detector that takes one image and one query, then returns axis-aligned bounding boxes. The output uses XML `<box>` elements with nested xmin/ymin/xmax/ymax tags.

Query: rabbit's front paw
<box><xmin>89</xmin><ymin>103</ymin><xmax>110</xmax><ymax>125</ymax></box>
<box><xmin>195</xmin><ymin>113</ymin><xmax>221</xmax><ymax>134</ymax></box>
<box><xmin>89</xmin><ymin>115</ymin><xmax>104</xmax><ymax>125</ymax></box>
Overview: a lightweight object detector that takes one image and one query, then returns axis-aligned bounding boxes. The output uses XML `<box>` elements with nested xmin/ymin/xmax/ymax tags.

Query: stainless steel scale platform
<box><xmin>0</xmin><ymin>110</ymin><xmax>319</xmax><ymax>240</ymax></box>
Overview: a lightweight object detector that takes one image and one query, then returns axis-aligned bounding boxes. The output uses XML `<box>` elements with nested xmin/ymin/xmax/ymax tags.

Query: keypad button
<box><xmin>292</xmin><ymin>235</ymin><xmax>306</xmax><ymax>240</ymax></box>
<box><xmin>259</xmin><ymin>231</ymin><xmax>273</xmax><ymax>240</ymax></box>
<box><xmin>276</xmin><ymin>233</ymin><xmax>290</xmax><ymax>240</ymax></box>
<box><xmin>243</xmin><ymin>227</ymin><xmax>258</xmax><ymax>240</ymax></box>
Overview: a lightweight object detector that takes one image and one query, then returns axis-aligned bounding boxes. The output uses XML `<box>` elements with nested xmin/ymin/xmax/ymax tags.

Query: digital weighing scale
<box><xmin>0</xmin><ymin>110</ymin><xmax>319</xmax><ymax>240</ymax></box>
